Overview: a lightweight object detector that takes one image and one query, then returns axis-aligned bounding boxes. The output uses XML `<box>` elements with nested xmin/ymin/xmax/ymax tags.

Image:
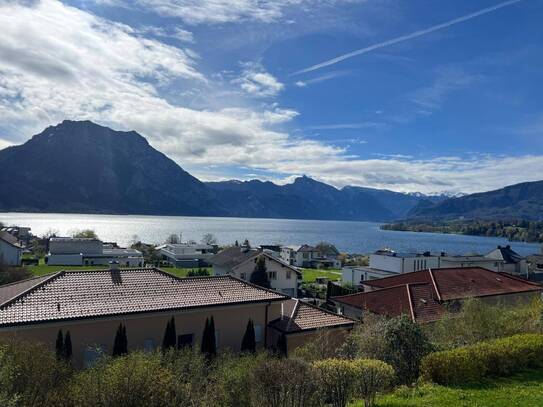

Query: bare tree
<box><xmin>201</xmin><ymin>233</ymin><xmax>217</xmax><ymax>245</ymax></box>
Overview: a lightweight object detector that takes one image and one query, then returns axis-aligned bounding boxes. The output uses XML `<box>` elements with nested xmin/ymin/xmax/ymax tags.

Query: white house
<box><xmin>341</xmin><ymin>266</ymin><xmax>397</xmax><ymax>287</ymax></box>
<box><xmin>46</xmin><ymin>237</ymin><xmax>143</xmax><ymax>267</ymax></box>
<box><xmin>0</xmin><ymin>231</ymin><xmax>23</xmax><ymax>266</ymax></box>
<box><xmin>280</xmin><ymin>244</ymin><xmax>340</xmax><ymax>269</ymax></box>
<box><xmin>157</xmin><ymin>243</ymin><xmax>218</xmax><ymax>268</ymax></box>
<box><xmin>210</xmin><ymin>246</ymin><xmax>301</xmax><ymax>297</ymax></box>
<box><xmin>369</xmin><ymin>249</ymin><xmax>441</xmax><ymax>274</ymax></box>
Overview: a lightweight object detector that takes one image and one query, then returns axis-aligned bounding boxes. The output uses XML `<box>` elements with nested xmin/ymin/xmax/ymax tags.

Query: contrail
<box><xmin>293</xmin><ymin>0</ymin><xmax>523</xmax><ymax>75</ymax></box>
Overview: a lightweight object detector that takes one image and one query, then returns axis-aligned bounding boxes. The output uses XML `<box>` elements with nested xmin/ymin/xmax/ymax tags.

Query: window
<box><xmin>254</xmin><ymin>324</ymin><xmax>263</xmax><ymax>343</ymax></box>
<box><xmin>303</xmin><ymin>253</ymin><xmax>309</xmax><ymax>259</ymax></box>
<box><xmin>144</xmin><ymin>339</ymin><xmax>155</xmax><ymax>352</ymax></box>
<box><xmin>286</xmin><ymin>270</ymin><xmax>291</xmax><ymax>279</ymax></box>
<box><xmin>267</xmin><ymin>271</ymin><xmax>277</xmax><ymax>280</ymax></box>
<box><xmin>240</xmin><ymin>272</ymin><xmax>246</xmax><ymax>280</ymax></box>
<box><xmin>178</xmin><ymin>334</ymin><xmax>194</xmax><ymax>348</ymax></box>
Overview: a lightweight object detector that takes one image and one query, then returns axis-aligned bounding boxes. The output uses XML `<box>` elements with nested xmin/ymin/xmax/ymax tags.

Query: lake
<box><xmin>0</xmin><ymin>212</ymin><xmax>541</xmax><ymax>256</ymax></box>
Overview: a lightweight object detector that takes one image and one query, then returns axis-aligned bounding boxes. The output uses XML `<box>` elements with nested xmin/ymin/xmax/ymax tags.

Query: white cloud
<box><xmin>2</xmin><ymin>0</ymin><xmax>542</xmax><ymax>196</ymax></box>
<box><xmin>232</xmin><ymin>62</ymin><xmax>284</xmax><ymax>97</ymax></box>
<box><xmin>129</xmin><ymin>0</ymin><xmax>365</xmax><ymax>25</ymax></box>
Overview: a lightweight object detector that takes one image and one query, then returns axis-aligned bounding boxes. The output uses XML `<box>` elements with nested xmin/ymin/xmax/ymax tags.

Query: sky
<box><xmin>1</xmin><ymin>0</ymin><xmax>543</xmax><ymax>194</ymax></box>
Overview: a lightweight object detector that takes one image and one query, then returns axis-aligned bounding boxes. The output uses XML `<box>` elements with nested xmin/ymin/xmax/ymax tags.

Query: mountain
<box><xmin>0</xmin><ymin>120</ymin><xmax>225</xmax><ymax>215</ymax></box>
<box><xmin>407</xmin><ymin>180</ymin><xmax>543</xmax><ymax>221</ymax></box>
<box><xmin>206</xmin><ymin>176</ymin><xmax>395</xmax><ymax>221</ymax></box>
<box><xmin>0</xmin><ymin>120</ymin><xmax>454</xmax><ymax>221</ymax></box>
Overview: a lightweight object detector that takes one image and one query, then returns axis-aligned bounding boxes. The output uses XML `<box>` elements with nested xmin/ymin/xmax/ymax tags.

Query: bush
<box><xmin>314</xmin><ymin>359</ymin><xmax>355</xmax><ymax>407</ymax></box>
<box><xmin>425</xmin><ymin>298</ymin><xmax>543</xmax><ymax>350</ymax></box>
<box><xmin>421</xmin><ymin>333</ymin><xmax>543</xmax><ymax>385</ymax></box>
<box><xmin>351</xmin><ymin>359</ymin><xmax>395</xmax><ymax>407</ymax></box>
<box><xmin>0</xmin><ymin>266</ymin><xmax>33</xmax><ymax>285</ymax></box>
<box><xmin>347</xmin><ymin>314</ymin><xmax>432</xmax><ymax>385</ymax></box>
<box><xmin>68</xmin><ymin>352</ymin><xmax>187</xmax><ymax>407</ymax></box>
<box><xmin>252</xmin><ymin>357</ymin><xmax>320</xmax><ymax>407</ymax></box>
<box><xmin>0</xmin><ymin>340</ymin><xmax>71</xmax><ymax>406</ymax></box>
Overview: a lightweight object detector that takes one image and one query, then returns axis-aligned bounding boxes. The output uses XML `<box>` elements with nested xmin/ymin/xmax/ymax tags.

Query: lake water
<box><xmin>0</xmin><ymin>212</ymin><xmax>541</xmax><ymax>256</ymax></box>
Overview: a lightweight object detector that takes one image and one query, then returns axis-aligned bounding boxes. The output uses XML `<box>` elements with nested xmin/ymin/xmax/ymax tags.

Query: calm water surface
<box><xmin>0</xmin><ymin>212</ymin><xmax>540</xmax><ymax>256</ymax></box>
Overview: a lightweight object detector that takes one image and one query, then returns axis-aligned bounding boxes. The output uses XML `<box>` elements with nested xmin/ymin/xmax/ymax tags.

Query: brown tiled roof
<box><xmin>0</xmin><ymin>275</ymin><xmax>53</xmax><ymax>305</ymax></box>
<box><xmin>334</xmin><ymin>267</ymin><xmax>541</xmax><ymax>323</ymax></box>
<box><xmin>333</xmin><ymin>283</ymin><xmax>445</xmax><ymax>323</ymax></box>
<box><xmin>269</xmin><ymin>299</ymin><xmax>354</xmax><ymax>333</ymax></box>
<box><xmin>362</xmin><ymin>267</ymin><xmax>542</xmax><ymax>300</ymax></box>
<box><xmin>0</xmin><ymin>268</ymin><xmax>287</xmax><ymax>327</ymax></box>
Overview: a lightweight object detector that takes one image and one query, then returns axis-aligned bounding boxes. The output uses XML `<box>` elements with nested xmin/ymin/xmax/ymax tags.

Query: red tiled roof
<box><xmin>362</xmin><ymin>267</ymin><xmax>541</xmax><ymax>300</ymax></box>
<box><xmin>334</xmin><ymin>267</ymin><xmax>541</xmax><ymax>323</ymax></box>
<box><xmin>269</xmin><ymin>299</ymin><xmax>354</xmax><ymax>333</ymax></box>
<box><xmin>0</xmin><ymin>268</ymin><xmax>287</xmax><ymax>327</ymax></box>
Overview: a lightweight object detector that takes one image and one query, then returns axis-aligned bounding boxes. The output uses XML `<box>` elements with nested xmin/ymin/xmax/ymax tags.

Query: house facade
<box><xmin>280</xmin><ymin>244</ymin><xmax>341</xmax><ymax>269</ymax></box>
<box><xmin>0</xmin><ymin>231</ymin><xmax>23</xmax><ymax>266</ymax></box>
<box><xmin>210</xmin><ymin>247</ymin><xmax>301</xmax><ymax>297</ymax></box>
<box><xmin>369</xmin><ymin>249</ymin><xmax>441</xmax><ymax>274</ymax></box>
<box><xmin>157</xmin><ymin>243</ymin><xmax>218</xmax><ymax>268</ymax></box>
<box><xmin>46</xmin><ymin>237</ymin><xmax>143</xmax><ymax>267</ymax></box>
<box><xmin>0</xmin><ymin>268</ymin><xmax>353</xmax><ymax>366</ymax></box>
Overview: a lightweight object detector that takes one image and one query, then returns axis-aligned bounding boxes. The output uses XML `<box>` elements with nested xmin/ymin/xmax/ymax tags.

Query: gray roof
<box><xmin>0</xmin><ymin>268</ymin><xmax>288</xmax><ymax>327</ymax></box>
<box><xmin>208</xmin><ymin>246</ymin><xmax>260</xmax><ymax>268</ymax></box>
<box><xmin>0</xmin><ymin>231</ymin><xmax>22</xmax><ymax>248</ymax></box>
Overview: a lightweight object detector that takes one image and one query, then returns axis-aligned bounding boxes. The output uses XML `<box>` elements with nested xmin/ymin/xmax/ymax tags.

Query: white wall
<box><xmin>369</xmin><ymin>254</ymin><xmax>440</xmax><ymax>273</ymax></box>
<box><xmin>47</xmin><ymin>253</ymin><xmax>83</xmax><ymax>266</ymax></box>
<box><xmin>0</xmin><ymin>240</ymin><xmax>22</xmax><ymax>266</ymax></box>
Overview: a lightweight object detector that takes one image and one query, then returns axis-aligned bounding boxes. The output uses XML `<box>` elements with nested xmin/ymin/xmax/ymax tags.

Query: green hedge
<box><xmin>421</xmin><ymin>334</ymin><xmax>543</xmax><ymax>385</ymax></box>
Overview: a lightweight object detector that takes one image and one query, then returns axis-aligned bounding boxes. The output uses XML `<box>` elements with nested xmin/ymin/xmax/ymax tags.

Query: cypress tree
<box><xmin>64</xmin><ymin>331</ymin><xmax>73</xmax><ymax>361</ymax></box>
<box><xmin>241</xmin><ymin>319</ymin><xmax>256</xmax><ymax>353</ymax></box>
<box><xmin>250</xmin><ymin>255</ymin><xmax>271</xmax><ymax>288</ymax></box>
<box><xmin>113</xmin><ymin>323</ymin><xmax>127</xmax><ymax>356</ymax></box>
<box><xmin>277</xmin><ymin>333</ymin><xmax>287</xmax><ymax>357</ymax></box>
<box><xmin>55</xmin><ymin>329</ymin><xmax>64</xmax><ymax>360</ymax></box>
<box><xmin>201</xmin><ymin>316</ymin><xmax>217</xmax><ymax>358</ymax></box>
<box><xmin>162</xmin><ymin>317</ymin><xmax>177</xmax><ymax>351</ymax></box>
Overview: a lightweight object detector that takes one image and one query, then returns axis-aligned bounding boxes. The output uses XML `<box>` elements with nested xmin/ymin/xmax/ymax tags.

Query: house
<box><xmin>210</xmin><ymin>246</ymin><xmax>301</xmax><ymax>297</ymax></box>
<box><xmin>341</xmin><ymin>266</ymin><xmax>397</xmax><ymax>287</ymax></box>
<box><xmin>0</xmin><ymin>268</ymin><xmax>354</xmax><ymax>366</ymax></box>
<box><xmin>369</xmin><ymin>249</ymin><xmax>441</xmax><ymax>274</ymax></box>
<box><xmin>157</xmin><ymin>243</ymin><xmax>218</xmax><ymax>268</ymax></box>
<box><xmin>484</xmin><ymin>245</ymin><xmax>528</xmax><ymax>275</ymax></box>
<box><xmin>46</xmin><ymin>237</ymin><xmax>143</xmax><ymax>267</ymax></box>
<box><xmin>1</xmin><ymin>226</ymin><xmax>31</xmax><ymax>247</ymax></box>
<box><xmin>280</xmin><ymin>244</ymin><xmax>341</xmax><ymax>269</ymax></box>
<box><xmin>268</xmin><ymin>298</ymin><xmax>355</xmax><ymax>355</ymax></box>
<box><xmin>332</xmin><ymin>267</ymin><xmax>542</xmax><ymax>323</ymax></box>
<box><xmin>0</xmin><ymin>231</ymin><xmax>23</xmax><ymax>266</ymax></box>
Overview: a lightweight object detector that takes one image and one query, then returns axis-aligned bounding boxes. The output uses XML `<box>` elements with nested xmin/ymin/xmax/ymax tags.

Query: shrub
<box><xmin>313</xmin><ymin>359</ymin><xmax>355</xmax><ymax>407</ymax></box>
<box><xmin>421</xmin><ymin>333</ymin><xmax>543</xmax><ymax>385</ymax></box>
<box><xmin>0</xmin><ymin>340</ymin><xmax>71</xmax><ymax>406</ymax></box>
<box><xmin>68</xmin><ymin>351</ymin><xmax>186</xmax><ymax>407</ymax></box>
<box><xmin>347</xmin><ymin>314</ymin><xmax>432</xmax><ymax>385</ymax></box>
<box><xmin>252</xmin><ymin>357</ymin><xmax>320</xmax><ymax>407</ymax></box>
<box><xmin>425</xmin><ymin>298</ymin><xmax>543</xmax><ymax>350</ymax></box>
<box><xmin>351</xmin><ymin>359</ymin><xmax>395</xmax><ymax>407</ymax></box>
<box><xmin>293</xmin><ymin>329</ymin><xmax>342</xmax><ymax>362</ymax></box>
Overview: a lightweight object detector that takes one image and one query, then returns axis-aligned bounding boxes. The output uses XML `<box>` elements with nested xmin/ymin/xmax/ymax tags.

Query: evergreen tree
<box><xmin>277</xmin><ymin>333</ymin><xmax>287</xmax><ymax>357</ymax></box>
<box><xmin>112</xmin><ymin>323</ymin><xmax>128</xmax><ymax>356</ymax></box>
<box><xmin>64</xmin><ymin>331</ymin><xmax>73</xmax><ymax>361</ymax></box>
<box><xmin>250</xmin><ymin>255</ymin><xmax>271</xmax><ymax>288</ymax></box>
<box><xmin>55</xmin><ymin>329</ymin><xmax>64</xmax><ymax>360</ymax></box>
<box><xmin>241</xmin><ymin>319</ymin><xmax>256</xmax><ymax>353</ymax></box>
<box><xmin>162</xmin><ymin>317</ymin><xmax>177</xmax><ymax>351</ymax></box>
<box><xmin>201</xmin><ymin>316</ymin><xmax>217</xmax><ymax>358</ymax></box>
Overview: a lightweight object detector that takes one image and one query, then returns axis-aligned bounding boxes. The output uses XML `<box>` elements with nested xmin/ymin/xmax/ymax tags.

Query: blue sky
<box><xmin>1</xmin><ymin>0</ymin><xmax>542</xmax><ymax>193</ymax></box>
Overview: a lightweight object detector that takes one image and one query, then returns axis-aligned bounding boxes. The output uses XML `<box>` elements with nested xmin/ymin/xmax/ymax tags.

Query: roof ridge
<box><xmin>0</xmin><ymin>271</ymin><xmax>65</xmax><ymax>309</ymax></box>
<box><xmin>285</xmin><ymin>299</ymin><xmax>300</xmax><ymax>331</ymax></box>
<box><xmin>405</xmin><ymin>284</ymin><xmax>416</xmax><ymax>322</ymax></box>
<box><xmin>227</xmin><ymin>274</ymin><xmax>291</xmax><ymax>299</ymax></box>
<box><xmin>428</xmin><ymin>268</ymin><xmax>442</xmax><ymax>301</ymax></box>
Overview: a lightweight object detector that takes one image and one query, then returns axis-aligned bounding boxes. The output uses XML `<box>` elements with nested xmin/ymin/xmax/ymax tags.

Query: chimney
<box><xmin>109</xmin><ymin>260</ymin><xmax>119</xmax><ymax>271</ymax></box>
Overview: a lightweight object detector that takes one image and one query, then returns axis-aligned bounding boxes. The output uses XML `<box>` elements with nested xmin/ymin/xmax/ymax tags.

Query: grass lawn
<box><xmin>27</xmin><ymin>258</ymin><xmax>211</xmax><ymax>278</ymax></box>
<box><xmin>301</xmin><ymin>268</ymin><xmax>341</xmax><ymax>283</ymax></box>
<box><xmin>361</xmin><ymin>369</ymin><xmax>543</xmax><ymax>407</ymax></box>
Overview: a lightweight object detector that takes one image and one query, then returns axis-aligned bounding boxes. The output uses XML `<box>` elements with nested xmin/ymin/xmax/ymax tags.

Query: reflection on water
<box><xmin>0</xmin><ymin>212</ymin><xmax>540</xmax><ymax>256</ymax></box>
